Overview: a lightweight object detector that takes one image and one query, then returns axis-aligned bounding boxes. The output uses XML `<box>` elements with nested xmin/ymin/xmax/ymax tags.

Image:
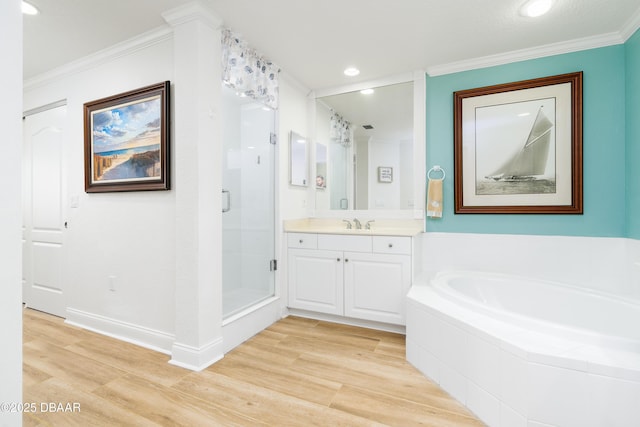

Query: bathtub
<box><xmin>406</xmin><ymin>271</ymin><xmax>640</xmax><ymax>427</ymax></box>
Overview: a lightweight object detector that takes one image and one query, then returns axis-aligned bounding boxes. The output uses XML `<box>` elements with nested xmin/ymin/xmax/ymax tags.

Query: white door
<box><xmin>22</xmin><ymin>104</ymin><xmax>67</xmax><ymax>317</ymax></box>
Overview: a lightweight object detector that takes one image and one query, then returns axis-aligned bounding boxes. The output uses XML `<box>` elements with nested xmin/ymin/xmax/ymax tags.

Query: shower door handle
<box><xmin>222</xmin><ymin>189</ymin><xmax>231</xmax><ymax>213</ymax></box>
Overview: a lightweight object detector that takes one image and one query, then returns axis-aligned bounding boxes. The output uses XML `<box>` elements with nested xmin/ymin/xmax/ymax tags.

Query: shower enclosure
<box><xmin>221</xmin><ymin>85</ymin><xmax>276</xmax><ymax>319</ymax></box>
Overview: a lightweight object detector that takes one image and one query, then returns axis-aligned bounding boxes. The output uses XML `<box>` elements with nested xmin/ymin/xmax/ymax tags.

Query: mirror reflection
<box><xmin>289</xmin><ymin>131</ymin><xmax>308</xmax><ymax>187</ymax></box>
<box><xmin>316</xmin><ymin>143</ymin><xmax>327</xmax><ymax>189</ymax></box>
<box><xmin>315</xmin><ymin>81</ymin><xmax>414</xmax><ymax>210</ymax></box>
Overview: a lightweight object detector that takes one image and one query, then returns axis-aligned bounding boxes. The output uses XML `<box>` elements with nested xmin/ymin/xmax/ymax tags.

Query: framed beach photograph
<box><xmin>84</xmin><ymin>81</ymin><xmax>170</xmax><ymax>192</ymax></box>
<box><xmin>378</xmin><ymin>166</ymin><xmax>393</xmax><ymax>183</ymax></box>
<box><xmin>453</xmin><ymin>72</ymin><xmax>583</xmax><ymax>214</ymax></box>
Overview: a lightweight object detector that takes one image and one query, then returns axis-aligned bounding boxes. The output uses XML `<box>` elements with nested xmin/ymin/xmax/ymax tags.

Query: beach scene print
<box><xmin>91</xmin><ymin>95</ymin><xmax>162</xmax><ymax>183</ymax></box>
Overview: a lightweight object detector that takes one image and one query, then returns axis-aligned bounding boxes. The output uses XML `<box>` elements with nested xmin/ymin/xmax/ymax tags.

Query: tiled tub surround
<box><xmin>407</xmin><ymin>233</ymin><xmax>640</xmax><ymax>427</ymax></box>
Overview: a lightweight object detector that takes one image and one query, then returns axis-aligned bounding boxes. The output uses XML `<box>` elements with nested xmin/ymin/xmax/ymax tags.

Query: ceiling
<box><xmin>23</xmin><ymin>0</ymin><xmax>640</xmax><ymax>90</ymax></box>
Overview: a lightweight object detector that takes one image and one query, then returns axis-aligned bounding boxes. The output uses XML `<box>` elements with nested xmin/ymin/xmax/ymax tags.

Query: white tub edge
<box><xmin>406</xmin><ymin>275</ymin><xmax>640</xmax><ymax>427</ymax></box>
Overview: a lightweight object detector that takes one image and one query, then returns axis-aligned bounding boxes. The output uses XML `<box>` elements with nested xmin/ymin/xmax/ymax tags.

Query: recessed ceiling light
<box><xmin>360</xmin><ymin>89</ymin><xmax>374</xmax><ymax>95</ymax></box>
<box><xmin>344</xmin><ymin>67</ymin><xmax>360</xmax><ymax>77</ymax></box>
<box><xmin>22</xmin><ymin>1</ymin><xmax>38</xmax><ymax>15</ymax></box>
<box><xmin>520</xmin><ymin>0</ymin><xmax>554</xmax><ymax>17</ymax></box>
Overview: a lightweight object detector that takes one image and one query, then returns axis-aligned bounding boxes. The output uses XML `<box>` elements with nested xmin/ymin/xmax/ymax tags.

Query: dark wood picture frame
<box><xmin>453</xmin><ymin>72</ymin><xmax>583</xmax><ymax>214</ymax></box>
<box><xmin>84</xmin><ymin>81</ymin><xmax>170</xmax><ymax>193</ymax></box>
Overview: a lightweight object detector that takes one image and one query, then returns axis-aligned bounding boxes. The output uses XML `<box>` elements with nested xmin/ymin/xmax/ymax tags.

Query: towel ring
<box><xmin>427</xmin><ymin>165</ymin><xmax>445</xmax><ymax>180</ymax></box>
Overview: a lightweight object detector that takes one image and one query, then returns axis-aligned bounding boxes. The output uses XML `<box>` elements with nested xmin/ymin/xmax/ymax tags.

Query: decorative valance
<box><xmin>221</xmin><ymin>29</ymin><xmax>280</xmax><ymax>109</ymax></box>
<box><xmin>330</xmin><ymin>111</ymin><xmax>352</xmax><ymax>147</ymax></box>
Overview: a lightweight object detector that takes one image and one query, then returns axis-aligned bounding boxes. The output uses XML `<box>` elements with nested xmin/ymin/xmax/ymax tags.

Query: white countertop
<box><xmin>283</xmin><ymin>218</ymin><xmax>424</xmax><ymax>237</ymax></box>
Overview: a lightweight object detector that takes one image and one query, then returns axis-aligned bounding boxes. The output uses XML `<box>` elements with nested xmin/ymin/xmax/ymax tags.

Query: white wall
<box><xmin>278</xmin><ymin>75</ymin><xmax>312</xmax><ymax>220</ymax></box>
<box><xmin>23</xmin><ymin>37</ymin><xmax>178</xmax><ymax>348</ymax></box>
<box><xmin>276</xmin><ymin>75</ymin><xmax>313</xmax><ymax>316</ymax></box>
<box><xmin>168</xmin><ymin>5</ymin><xmax>224</xmax><ymax>369</ymax></box>
<box><xmin>20</xmin><ymin>4</ymin><xmax>314</xmax><ymax>364</ymax></box>
<box><xmin>23</xmin><ymin>4</ymin><xmax>230</xmax><ymax>368</ymax></box>
<box><xmin>0</xmin><ymin>1</ymin><xmax>22</xmax><ymax>426</ymax></box>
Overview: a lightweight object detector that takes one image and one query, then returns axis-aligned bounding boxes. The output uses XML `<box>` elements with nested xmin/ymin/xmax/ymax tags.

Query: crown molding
<box><xmin>23</xmin><ymin>26</ymin><xmax>173</xmax><ymax>91</ymax></box>
<box><xmin>620</xmin><ymin>7</ymin><xmax>640</xmax><ymax>42</ymax></box>
<box><xmin>426</xmin><ymin>32</ymin><xmax>625</xmax><ymax>77</ymax></box>
<box><xmin>162</xmin><ymin>0</ymin><xmax>222</xmax><ymax>29</ymax></box>
<box><xmin>279</xmin><ymin>71</ymin><xmax>312</xmax><ymax>98</ymax></box>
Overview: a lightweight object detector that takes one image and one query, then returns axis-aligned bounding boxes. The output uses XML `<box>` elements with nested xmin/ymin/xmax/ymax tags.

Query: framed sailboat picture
<box><xmin>454</xmin><ymin>72</ymin><xmax>583</xmax><ymax>214</ymax></box>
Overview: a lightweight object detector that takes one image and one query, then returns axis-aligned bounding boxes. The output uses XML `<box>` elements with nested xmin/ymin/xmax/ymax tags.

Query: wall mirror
<box><xmin>314</xmin><ymin>73</ymin><xmax>425</xmax><ymax>217</ymax></box>
<box><xmin>289</xmin><ymin>131</ymin><xmax>309</xmax><ymax>187</ymax></box>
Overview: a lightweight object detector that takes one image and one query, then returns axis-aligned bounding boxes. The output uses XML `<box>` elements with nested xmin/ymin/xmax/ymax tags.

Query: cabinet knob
<box><xmin>299</xmin><ymin>239</ymin><xmax>303</xmax><ymax>244</ymax></box>
<box><xmin>388</xmin><ymin>243</ymin><xmax>393</xmax><ymax>248</ymax></box>
<box><xmin>336</xmin><ymin>258</ymin><xmax>341</xmax><ymax>262</ymax></box>
<box><xmin>345</xmin><ymin>259</ymin><xmax>349</xmax><ymax>262</ymax></box>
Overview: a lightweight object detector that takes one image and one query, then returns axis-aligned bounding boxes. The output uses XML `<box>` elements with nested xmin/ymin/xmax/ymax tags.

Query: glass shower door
<box><xmin>221</xmin><ymin>85</ymin><xmax>276</xmax><ymax>319</ymax></box>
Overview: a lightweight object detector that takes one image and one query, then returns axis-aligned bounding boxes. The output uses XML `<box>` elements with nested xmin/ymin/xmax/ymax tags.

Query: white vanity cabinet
<box><xmin>288</xmin><ymin>248</ymin><xmax>343</xmax><ymax>315</ymax></box>
<box><xmin>344</xmin><ymin>241</ymin><xmax>411</xmax><ymax>325</ymax></box>
<box><xmin>287</xmin><ymin>232</ymin><xmax>412</xmax><ymax>325</ymax></box>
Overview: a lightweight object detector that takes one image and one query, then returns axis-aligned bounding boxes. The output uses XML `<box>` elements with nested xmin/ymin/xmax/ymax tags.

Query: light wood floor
<box><xmin>23</xmin><ymin>308</ymin><xmax>483</xmax><ymax>426</ymax></box>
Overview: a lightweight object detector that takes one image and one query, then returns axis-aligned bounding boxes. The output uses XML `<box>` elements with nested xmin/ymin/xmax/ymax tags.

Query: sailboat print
<box><xmin>485</xmin><ymin>106</ymin><xmax>554</xmax><ymax>182</ymax></box>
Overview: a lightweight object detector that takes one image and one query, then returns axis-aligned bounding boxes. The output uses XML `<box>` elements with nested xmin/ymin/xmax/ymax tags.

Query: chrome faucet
<box><xmin>353</xmin><ymin>218</ymin><xmax>362</xmax><ymax>229</ymax></box>
<box><xmin>343</xmin><ymin>219</ymin><xmax>353</xmax><ymax>229</ymax></box>
<box><xmin>365</xmin><ymin>220</ymin><xmax>375</xmax><ymax>230</ymax></box>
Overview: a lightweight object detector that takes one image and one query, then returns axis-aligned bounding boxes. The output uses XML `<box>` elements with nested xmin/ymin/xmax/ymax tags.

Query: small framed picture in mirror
<box><xmin>378</xmin><ymin>166</ymin><xmax>393</xmax><ymax>183</ymax></box>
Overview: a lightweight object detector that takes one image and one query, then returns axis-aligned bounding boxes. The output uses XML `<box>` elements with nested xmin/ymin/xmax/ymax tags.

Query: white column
<box><xmin>0</xmin><ymin>0</ymin><xmax>23</xmax><ymax>425</ymax></box>
<box><xmin>413</xmin><ymin>69</ymin><xmax>426</xmax><ymax>221</ymax></box>
<box><xmin>163</xmin><ymin>1</ymin><xmax>224</xmax><ymax>370</ymax></box>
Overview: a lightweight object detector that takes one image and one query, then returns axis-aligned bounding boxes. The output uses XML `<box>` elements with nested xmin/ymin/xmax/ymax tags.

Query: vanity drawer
<box><xmin>372</xmin><ymin>236</ymin><xmax>411</xmax><ymax>255</ymax></box>
<box><xmin>317</xmin><ymin>234</ymin><xmax>372</xmax><ymax>252</ymax></box>
<box><xmin>287</xmin><ymin>233</ymin><xmax>318</xmax><ymax>249</ymax></box>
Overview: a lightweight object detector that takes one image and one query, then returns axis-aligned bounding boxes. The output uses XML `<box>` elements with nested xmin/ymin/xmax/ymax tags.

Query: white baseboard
<box><xmin>169</xmin><ymin>338</ymin><xmax>224</xmax><ymax>371</ymax></box>
<box><xmin>222</xmin><ymin>296</ymin><xmax>281</xmax><ymax>353</ymax></box>
<box><xmin>65</xmin><ymin>307</ymin><xmax>175</xmax><ymax>355</ymax></box>
<box><xmin>287</xmin><ymin>308</ymin><xmax>406</xmax><ymax>334</ymax></box>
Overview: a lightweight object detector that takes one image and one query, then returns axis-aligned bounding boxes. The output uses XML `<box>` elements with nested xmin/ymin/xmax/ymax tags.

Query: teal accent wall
<box><xmin>426</xmin><ymin>46</ymin><xmax>626</xmax><ymax>237</ymax></box>
<box><xmin>626</xmin><ymin>30</ymin><xmax>640</xmax><ymax>239</ymax></box>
